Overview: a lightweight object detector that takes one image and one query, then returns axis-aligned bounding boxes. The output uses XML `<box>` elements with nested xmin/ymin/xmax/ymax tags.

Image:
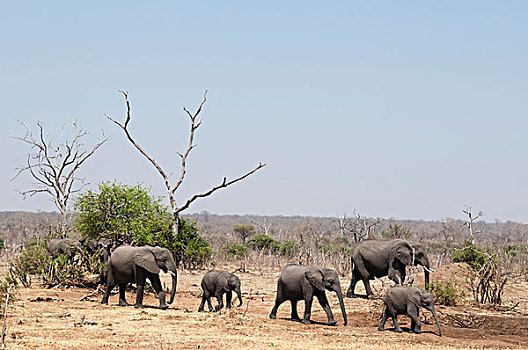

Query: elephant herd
<box><xmin>49</xmin><ymin>237</ymin><xmax>442</xmax><ymax>336</ymax></box>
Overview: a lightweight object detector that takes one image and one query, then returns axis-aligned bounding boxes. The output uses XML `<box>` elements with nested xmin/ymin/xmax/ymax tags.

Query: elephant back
<box><xmin>109</xmin><ymin>245</ymin><xmax>137</xmax><ymax>273</ymax></box>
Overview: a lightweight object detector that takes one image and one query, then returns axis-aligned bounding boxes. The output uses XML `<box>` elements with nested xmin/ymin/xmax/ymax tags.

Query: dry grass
<box><xmin>2</xmin><ymin>263</ymin><xmax>528</xmax><ymax>349</ymax></box>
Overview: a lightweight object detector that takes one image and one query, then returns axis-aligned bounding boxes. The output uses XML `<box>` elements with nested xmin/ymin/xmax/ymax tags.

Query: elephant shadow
<box><xmin>385</xmin><ymin>326</ymin><xmax>438</xmax><ymax>335</ymax></box>
<box><xmin>278</xmin><ymin>317</ymin><xmax>337</xmax><ymax>326</ymax></box>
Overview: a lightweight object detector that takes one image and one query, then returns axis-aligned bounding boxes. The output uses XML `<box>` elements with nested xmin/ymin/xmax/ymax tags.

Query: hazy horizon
<box><xmin>2</xmin><ymin>2</ymin><xmax>527</xmax><ymax>223</ymax></box>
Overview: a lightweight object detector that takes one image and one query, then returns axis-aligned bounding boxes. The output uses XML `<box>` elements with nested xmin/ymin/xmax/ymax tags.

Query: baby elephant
<box><xmin>198</xmin><ymin>270</ymin><xmax>242</xmax><ymax>312</ymax></box>
<box><xmin>378</xmin><ymin>286</ymin><xmax>442</xmax><ymax>336</ymax></box>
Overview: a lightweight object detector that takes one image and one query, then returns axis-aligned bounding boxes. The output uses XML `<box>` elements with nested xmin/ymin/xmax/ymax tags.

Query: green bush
<box><xmin>10</xmin><ymin>237</ymin><xmax>104</xmax><ymax>288</ymax></box>
<box><xmin>226</xmin><ymin>243</ymin><xmax>249</xmax><ymax>258</ymax></box>
<box><xmin>452</xmin><ymin>242</ymin><xmax>491</xmax><ymax>271</ymax></box>
<box><xmin>74</xmin><ymin>181</ymin><xmax>213</xmax><ymax>267</ymax></box>
<box><xmin>427</xmin><ymin>282</ymin><xmax>464</xmax><ymax>306</ymax></box>
<box><xmin>319</xmin><ymin>244</ymin><xmax>353</xmax><ymax>255</ymax></box>
<box><xmin>74</xmin><ymin>181</ymin><xmax>173</xmax><ymax>245</ymax></box>
<box><xmin>248</xmin><ymin>234</ymin><xmax>279</xmax><ymax>251</ymax></box>
<box><xmin>279</xmin><ymin>240</ymin><xmax>300</xmax><ymax>257</ymax></box>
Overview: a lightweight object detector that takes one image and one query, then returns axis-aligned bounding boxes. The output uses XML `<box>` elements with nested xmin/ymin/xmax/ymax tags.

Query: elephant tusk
<box><xmin>170</xmin><ymin>271</ymin><xmax>176</xmax><ymax>277</ymax></box>
<box><xmin>423</xmin><ymin>266</ymin><xmax>435</xmax><ymax>273</ymax></box>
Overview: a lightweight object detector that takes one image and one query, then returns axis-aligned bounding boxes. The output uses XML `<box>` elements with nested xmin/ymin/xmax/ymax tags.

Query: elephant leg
<box><xmin>354</xmin><ymin>259</ymin><xmax>374</xmax><ymax>297</ymax></box>
<box><xmin>269</xmin><ymin>280</ymin><xmax>285</xmax><ymax>319</ymax></box>
<box><xmin>302</xmin><ymin>292</ymin><xmax>314</xmax><ymax>324</ymax></box>
<box><xmin>407</xmin><ymin>304</ymin><xmax>421</xmax><ymax>334</ymax></box>
<box><xmin>378</xmin><ymin>307</ymin><xmax>389</xmax><ymax>331</ymax></box>
<box><xmin>101</xmin><ymin>282</ymin><xmax>115</xmax><ymax>305</ymax></box>
<box><xmin>198</xmin><ymin>291</ymin><xmax>208</xmax><ymax>312</ymax></box>
<box><xmin>135</xmin><ymin>284</ymin><xmax>145</xmax><ymax>308</ymax></box>
<box><xmin>118</xmin><ymin>283</ymin><xmax>129</xmax><ymax>306</ymax></box>
<box><xmin>101</xmin><ymin>266</ymin><xmax>116</xmax><ymax>305</ymax></box>
<box><xmin>363</xmin><ymin>278</ymin><xmax>374</xmax><ymax>297</ymax></box>
<box><xmin>149</xmin><ymin>274</ymin><xmax>167</xmax><ymax>310</ymax></box>
<box><xmin>346</xmin><ymin>268</ymin><xmax>360</xmax><ymax>298</ymax></box>
<box><xmin>386</xmin><ymin>303</ymin><xmax>402</xmax><ymax>333</ymax></box>
<box><xmin>214</xmin><ymin>291</ymin><xmax>224</xmax><ymax>311</ymax></box>
<box><xmin>316</xmin><ymin>292</ymin><xmax>336</xmax><ymax>326</ymax></box>
<box><xmin>290</xmin><ymin>300</ymin><xmax>300</xmax><ymax>321</ymax></box>
<box><xmin>207</xmin><ymin>295</ymin><xmax>214</xmax><ymax>312</ymax></box>
<box><xmin>134</xmin><ymin>270</ymin><xmax>146</xmax><ymax>308</ymax></box>
<box><xmin>226</xmin><ymin>291</ymin><xmax>232</xmax><ymax>309</ymax></box>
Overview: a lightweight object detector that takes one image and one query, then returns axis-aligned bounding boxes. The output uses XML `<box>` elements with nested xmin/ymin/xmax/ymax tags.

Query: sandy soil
<box><xmin>3</xmin><ymin>263</ymin><xmax>528</xmax><ymax>349</ymax></box>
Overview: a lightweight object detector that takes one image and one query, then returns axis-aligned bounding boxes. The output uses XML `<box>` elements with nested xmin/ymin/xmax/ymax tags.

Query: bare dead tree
<box><xmin>246</xmin><ymin>216</ymin><xmax>272</xmax><ymax>235</ymax></box>
<box><xmin>462</xmin><ymin>206</ymin><xmax>483</xmax><ymax>244</ymax></box>
<box><xmin>341</xmin><ymin>211</ymin><xmax>381</xmax><ymax>243</ymax></box>
<box><xmin>12</xmin><ymin>121</ymin><xmax>108</xmax><ymax>236</ymax></box>
<box><xmin>106</xmin><ymin>90</ymin><xmax>266</xmax><ymax>237</ymax></box>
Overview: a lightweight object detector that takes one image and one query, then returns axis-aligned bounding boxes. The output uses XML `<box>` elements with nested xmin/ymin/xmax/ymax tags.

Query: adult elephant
<box><xmin>269</xmin><ymin>265</ymin><xmax>347</xmax><ymax>326</ymax></box>
<box><xmin>101</xmin><ymin>245</ymin><xmax>177</xmax><ymax>309</ymax></box>
<box><xmin>47</xmin><ymin>238</ymin><xmax>80</xmax><ymax>258</ymax></box>
<box><xmin>346</xmin><ymin>239</ymin><xmax>432</xmax><ymax>298</ymax></box>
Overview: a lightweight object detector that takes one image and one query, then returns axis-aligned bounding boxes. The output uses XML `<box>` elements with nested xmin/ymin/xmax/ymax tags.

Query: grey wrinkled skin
<box><xmin>47</xmin><ymin>238</ymin><xmax>80</xmax><ymax>258</ymax></box>
<box><xmin>269</xmin><ymin>265</ymin><xmax>347</xmax><ymax>326</ymax></box>
<box><xmin>100</xmin><ymin>245</ymin><xmax>177</xmax><ymax>310</ymax></box>
<box><xmin>378</xmin><ymin>286</ymin><xmax>442</xmax><ymax>336</ymax></box>
<box><xmin>346</xmin><ymin>239</ymin><xmax>431</xmax><ymax>298</ymax></box>
<box><xmin>198</xmin><ymin>270</ymin><xmax>242</xmax><ymax>312</ymax></box>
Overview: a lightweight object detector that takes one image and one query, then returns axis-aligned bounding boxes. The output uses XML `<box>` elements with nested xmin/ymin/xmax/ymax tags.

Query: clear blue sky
<box><xmin>1</xmin><ymin>1</ymin><xmax>527</xmax><ymax>222</ymax></box>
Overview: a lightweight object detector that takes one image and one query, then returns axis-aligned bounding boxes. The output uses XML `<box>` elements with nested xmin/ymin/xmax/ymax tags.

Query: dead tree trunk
<box><xmin>106</xmin><ymin>90</ymin><xmax>266</xmax><ymax>240</ymax></box>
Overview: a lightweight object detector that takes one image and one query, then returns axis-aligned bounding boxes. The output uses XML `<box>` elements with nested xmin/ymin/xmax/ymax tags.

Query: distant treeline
<box><xmin>1</xmin><ymin>210</ymin><xmax>527</xmax><ymax>247</ymax></box>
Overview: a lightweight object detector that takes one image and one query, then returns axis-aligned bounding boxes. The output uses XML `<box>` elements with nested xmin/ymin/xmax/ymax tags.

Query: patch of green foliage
<box><xmin>279</xmin><ymin>240</ymin><xmax>300</xmax><ymax>257</ymax></box>
<box><xmin>319</xmin><ymin>244</ymin><xmax>353</xmax><ymax>255</ymax></box>
<box><xmin>10</xmin><ymin>237</ymin><xmax>104</xmax><ymax>288</ymax></box>
<box><xmin>226</xmin><ymin>243</ymin><xmax>249</xmax><ymax>258</ymax></box>
<box><xmin>452</xmin><ymin>241</ymin><xmax>491</xmax><ymax>271</ymax></box>
<box><xmin>248</xmin><ymin>234</ymin><xmax>279</xmax><ymax>251</ymax></box>
<box><xmin>427</xmin><ymin>282</ymin><xmax>465</xmax><ymax>306</ymax></box>
<box><xmin>74</xmin><ymin>181</ymin><xmax>213</xmax><ymax>267</ymax></box>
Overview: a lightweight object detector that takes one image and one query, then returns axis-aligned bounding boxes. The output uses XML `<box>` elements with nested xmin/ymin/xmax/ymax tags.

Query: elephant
<box><xmin>82</xmin><ymin>238</ymin><xmax>113</xmax><ymax>262</ymax></box>
<box><xmin>47</xmin><ymin>238</ymin><xmax>80</xmax><ymax>258</ymax></box>
<box><xmin>269</xmin><ymin>265</ymin><xmax>347</xmax><ymax>326</ymax></box>
<box><xmin>346</xmin><ymin>239</ymin><xmax>432</xmax><ymax>298</ymax></box>
<box><xmin>378</xmin><ymin>286</ymin><xmax>442</xmax><ymax>336</ymax></box>
<box><xmin>101</xmin><ymin>245</ymin><xmax>177</xmax><ymax>309</ymax></box>
<box><xmin>198</xmin><ymin>270</ymin><xmax>242</xmax><ymax>312</ymax></box>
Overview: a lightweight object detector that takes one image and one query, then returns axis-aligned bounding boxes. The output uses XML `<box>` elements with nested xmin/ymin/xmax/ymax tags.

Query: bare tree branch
<box><xmin>107</xmin><ymin>90</ymin><xmax>266</xmax><ymax>237</ymax></box>
<box><xmin>12</xmin><ymin>120</ymin><xmax>109</xmax><ymax>235</ymax></box>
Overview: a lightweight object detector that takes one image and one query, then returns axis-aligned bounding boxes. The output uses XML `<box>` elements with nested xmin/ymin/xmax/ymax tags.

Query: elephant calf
<box><xmin>198</xmin><ymin>270</ymin><xmax>242</xmax><ymax>312</ymax></box>
<box><xmin>378</xmin><ymin>286</ymin><xmax>442</xmax><ymax>336</ymax></box>
<box><xmin>269</xmin><ymin>265</ymin><xmax>347</xmax><ymax>326</ymax></box>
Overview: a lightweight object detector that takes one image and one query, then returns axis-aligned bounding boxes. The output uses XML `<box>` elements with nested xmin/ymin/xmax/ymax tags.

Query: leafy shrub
<box><xmin>452</xmin><ymin>242</ymin><xmax>490</xmax><ymax>271</ymax></box>
<box><xmin>279</xmin><ymin>240</ymin><xmax>301</xmax><ymax>257</ymax></box>
<box><xmin>319</xmin><ymin>244</ymin><xmax>353</xmax><ymax>255</ymax></box>
<box><xmin>226</xmin><ymin>243</ymin><xmax>249</xmax><ymax>258</ymax></box>
<box><xmin>10</xmin><ymin>237</ymin><xmax>104</xmax><ymax>287</ymax></box>
<box><xmin>248</xmin><ymin>234</ymin><xmax>279</xmax><ymax>251</ymax></box>
<box><xmin>427</xmin><ymin>282</ymin><xmax>464</xmax><ymax>306</ymax></box>
<box><xmin>74</xmin><ymin>181</ymin><xmax>213</xmax><ymax>267</ymax></box>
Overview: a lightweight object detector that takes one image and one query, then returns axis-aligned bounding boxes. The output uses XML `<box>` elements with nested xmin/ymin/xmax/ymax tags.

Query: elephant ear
<box><xmin>394</xmin><ymin>241</ymin><xmax>412</xmax><ymax>266</ymax></box>
<box><xmin>305</xmin><ymin>269</ymin><xmax>325</xmax><ymax>292</ymax></box>
<box><xmin>133</xmin><ymin>247</ymin><xmax>160</xmax><ymax>274</ymax></box>
<box><xmin>408</xmin><ymin>289</ymin><xmax>422</xmax><ymax>308</ymax></box>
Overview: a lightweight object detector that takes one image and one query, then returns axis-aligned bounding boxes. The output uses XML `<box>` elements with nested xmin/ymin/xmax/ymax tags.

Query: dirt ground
<box><xmin>3</xmin><ymin>263</ymin><xmax>528</xmax><ymax>349</ymax></box>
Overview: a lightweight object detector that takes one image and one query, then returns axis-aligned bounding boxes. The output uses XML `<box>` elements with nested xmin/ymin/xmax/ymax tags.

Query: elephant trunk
<box><xmin>421</xmin><ymin>256</ymin><xmax>431</xmax><ymax>289</ymax></box>
<box><xmin>168</xmin><ymin>270</ymin><xmax>177</xmax><ymax>304</ymax></box>
<box><xmin>236</xmin><ymin>287</ymin><xmax>243</xmax><ymax>307</ymax></box>
<box><xmin>336</xmin><ymin>289</ymin><xmax>347</xmax><ymax>326</ymax></box>
<box><xmin>429</xmin><ymin>306</ymin><xmax>442</xmax><ymax>336</ymax></box>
